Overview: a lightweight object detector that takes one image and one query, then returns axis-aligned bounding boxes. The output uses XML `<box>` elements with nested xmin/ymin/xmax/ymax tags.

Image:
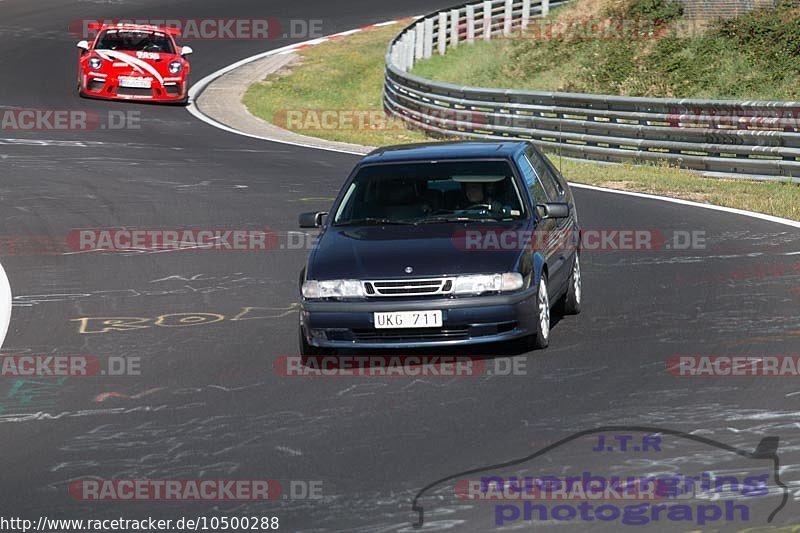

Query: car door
<box><xmin>525</xmin><ymin>145</ymin><xmax>577</xmax><ymax>292</ymax></box>
<box><xmin>515</xmin><ymin>151</ymin><xmax>562</xmax><ymax>297</ymax></box>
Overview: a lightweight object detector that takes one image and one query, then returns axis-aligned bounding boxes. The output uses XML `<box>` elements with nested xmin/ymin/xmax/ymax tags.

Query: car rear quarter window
<box><xmin>517</xmin><ymin>153</ymin><xmax>549</xmax><ymax>205</ymax></box>
<box><xmin>525</xmin><ymin>147</ymin><xmax>562</xmax><ymax>199</ymax></box>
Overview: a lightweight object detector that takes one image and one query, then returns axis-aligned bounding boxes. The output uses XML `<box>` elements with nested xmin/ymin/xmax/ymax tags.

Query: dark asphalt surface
<box><xmin>0</xmin><ymin>0</ymin><xmax>799</xmax><ymax>531</ymax></box>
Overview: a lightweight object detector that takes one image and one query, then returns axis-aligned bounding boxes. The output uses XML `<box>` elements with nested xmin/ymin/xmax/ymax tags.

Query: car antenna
<box><xmin>558</xmin><ymin>111</ymin><xmax>563</xmax><ymax>174</ymax></box>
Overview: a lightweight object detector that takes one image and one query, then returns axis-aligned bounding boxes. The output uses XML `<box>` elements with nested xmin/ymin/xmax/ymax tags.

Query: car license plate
<box><xmin>118</xmin><ymin>76</ymin><xmax>152</xmax><ymax>89</ymax></box>
<box><xmin>374</xmin><ymin>310</ymin><xmax>442</xmax><ymax>329</ymax></box>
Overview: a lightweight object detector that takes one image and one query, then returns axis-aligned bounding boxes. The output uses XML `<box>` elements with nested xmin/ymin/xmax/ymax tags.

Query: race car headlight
<box><xmin>302</xmin><ymin>280</ymin><xmax>366</xmax><ymax>300</ymax></box>
<box><xmin>453</xmin><ymin>273</ymin><xmax>524</xmax><ymax>295</ymax></box>
<box><xmin>88</xmin><ymin>57</ymin><xmax>103</xmax><ymax>71</ymax></box>
<box><xmin>168</xmin><ymin>61</ymin><xmax>183</xmax><ymax>74</ymax></box>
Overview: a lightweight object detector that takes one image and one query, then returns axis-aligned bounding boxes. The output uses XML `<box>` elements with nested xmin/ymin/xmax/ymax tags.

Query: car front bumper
<box><xmin>82</xmin><ymin>73</ymin><xmax>188</xmax><ymax>102</ymax></box>
<box><xmin>300</xmin><ymin>288</ymin><xmax>538</xmax><ymax>349</ymax></box>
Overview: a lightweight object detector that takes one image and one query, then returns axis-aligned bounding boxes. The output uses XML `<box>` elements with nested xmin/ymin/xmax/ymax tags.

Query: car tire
<box><xmin>560</xmin><ymin>254</ymin><xmax>582</xmax><ymax>315</ymax></box>
<box><xmin>530</xmin><ymin>273</ymin><xmax>550</xmax><ymax>350</ymax></box>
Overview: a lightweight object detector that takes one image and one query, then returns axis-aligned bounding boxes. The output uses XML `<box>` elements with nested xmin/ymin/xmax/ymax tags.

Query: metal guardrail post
<box><xmin>522</xmin><ymin>0</ymin><xmax>531</xmax><ymax>27</ymax></box>
<box><xmin>414</xmin><ymin>22</ymin><xmax>424</xmax><ymax>59</ymax></box>
<box><xmin>406</xmin><ymin>31</ymin><xmax>416</xmax><ymax>69</ymax></box>
<box><xmin>466</xmin><ymin>5</ymin><xmax>476</xmax><ymax>43</ymax></box>
<box><xmin>504</xmin><ymin>0</ymin><xmax>513</xmax><ymax>36</ymax></box>
<box><xmin>483</xmin><ymin>1</ymin><xmax>493</xmax><ymax>41</ymax></box>
<box><xmin>450</xmin><ymin>9</ymin><xmax>460</xmax><ymax>47</ymax></box>
<box><xmin>438</xmin><ymin>12</ymin><xmax>448</xmax><ymax>55</ymax></box>
<box><xmin>423</xmin><ymin>18</ymin><xmax>434</xmax><ymax>58</ymax></box>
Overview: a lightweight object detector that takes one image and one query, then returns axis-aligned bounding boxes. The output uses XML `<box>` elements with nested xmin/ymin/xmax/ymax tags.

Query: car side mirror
<box><xmin>181</xmin><ymin>46</ymin><xmax>193</xmax><ymax>56</ymax></box>
<box><xmin>299</xmin><ymin>212</ymin><xmax>328</xmax><ymax>228</ymax></box>
<box><xmin>77</xmin><ymin>40</ymin><xmax>90</xmax><ymax>52</ymax></box>
<box><xmin>536</xmin><ymin>202</ymin><xmax>570</xmax><ymax>220</ymax></box>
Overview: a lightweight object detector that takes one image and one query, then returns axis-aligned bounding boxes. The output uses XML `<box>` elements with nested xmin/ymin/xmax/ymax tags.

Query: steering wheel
<box><xmin>142</xmin><ymin>44</ymin><xmax>162</xmax><ymax>53</ymax></box>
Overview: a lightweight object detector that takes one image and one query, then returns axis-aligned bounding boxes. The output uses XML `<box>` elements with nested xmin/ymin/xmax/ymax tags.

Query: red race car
<box><xmin>76</xmin><ymin>23</ymin><xmax>192</xmax><ymax>104</ymax></box>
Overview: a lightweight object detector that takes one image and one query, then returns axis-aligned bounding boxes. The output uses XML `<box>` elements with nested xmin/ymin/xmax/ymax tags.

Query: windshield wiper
<box><xmin>334</xmin><ymin>217</ymin><xmax>412</xmax><ymax>226</ymax></box>
<box><xmin>414</xmin><ymin>216</ymin><xmax>471</xmax><ymax>224</ymax></box>
<box><xmin>417</xmin><ymin>215</ymin><xmax>515</xmax><ymax>224</ymax></box>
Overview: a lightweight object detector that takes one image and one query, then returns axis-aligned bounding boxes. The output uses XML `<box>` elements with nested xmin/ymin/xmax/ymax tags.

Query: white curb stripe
<box><xmin>568</xmin><ymin>183</ymin><xmax>800</xmax><ymax>229</ymax></box>
<box><xmin>0</xmin><ymin>261</ymin><xmax>11</xmax><ymax>349</ymax></box>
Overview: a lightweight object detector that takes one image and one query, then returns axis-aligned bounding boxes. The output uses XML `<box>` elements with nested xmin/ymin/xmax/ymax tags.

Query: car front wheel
<box><xmin>530</xmin><ymin>274</ymin><xmax>550</xmax><ymax>350</ymax></box>
<box><xmin>560</xmin><ymin>254</ymin><xmax>582</xmax><ymax>315</ymax></box>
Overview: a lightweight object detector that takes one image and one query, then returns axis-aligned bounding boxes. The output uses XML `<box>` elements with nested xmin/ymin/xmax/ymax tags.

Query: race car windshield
<box><xmin>96</xmin><ymin>30</ymin><xmax>175</xmax><ymax>54</ymax></box>
<box><xmin>334</xmin><ymin>160</ymin><xmax>525</xmax><ymax>225</ymax></box>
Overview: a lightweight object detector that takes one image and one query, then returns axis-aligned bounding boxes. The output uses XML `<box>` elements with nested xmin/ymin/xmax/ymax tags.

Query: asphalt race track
<box><xmin>0</xmin><ymin>0</ymin><xmax>799</xmax><ymax>531</ymax></box>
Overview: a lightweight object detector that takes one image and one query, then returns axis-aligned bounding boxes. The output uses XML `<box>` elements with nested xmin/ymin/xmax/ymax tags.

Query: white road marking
<box><xmin>0</xmin><ymin>261</ymin><xmax>11</xmax><ymax>349</ymax></box>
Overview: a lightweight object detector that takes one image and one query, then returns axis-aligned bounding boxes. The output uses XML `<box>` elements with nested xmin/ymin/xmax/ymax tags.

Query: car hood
<box><xmin>307</xmin><ymin>222</ymin><xmax>532</xmax><ymax>280</ymax></box>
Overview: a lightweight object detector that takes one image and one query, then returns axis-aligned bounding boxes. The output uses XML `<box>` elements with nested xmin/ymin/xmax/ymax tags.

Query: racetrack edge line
<box><xmin>0</xmin><ymin>261</ymin><xmax>12</xmax><ymax>350</ymax></box>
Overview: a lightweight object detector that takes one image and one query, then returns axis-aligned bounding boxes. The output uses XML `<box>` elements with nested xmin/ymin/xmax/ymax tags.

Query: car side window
<box><xmin>525</xmin><ymin>147</ymin><xmax>562</xmax><ymax>199</ymax></box>
<box><xmin>517</xmin><ymin>153</ymin><xmax>549</xmax><ymax>205</ymax></box>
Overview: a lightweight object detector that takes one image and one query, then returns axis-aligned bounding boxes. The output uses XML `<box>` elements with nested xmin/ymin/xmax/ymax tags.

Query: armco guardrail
<box><xmin>383</xmin><ymin>0</ymin><xmax>800</xmax><ymax>178</ymax></box>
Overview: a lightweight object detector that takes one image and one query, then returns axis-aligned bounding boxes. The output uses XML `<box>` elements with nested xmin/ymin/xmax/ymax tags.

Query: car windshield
<box><xmin>333</xmin><ymin>160</ymin><xmax>525</xmax><ymax>225</ymax></box>
<box><xmin>96</xmin><ymin>30</ymin><xmax>175</xmax><ymax>54</ymax></box>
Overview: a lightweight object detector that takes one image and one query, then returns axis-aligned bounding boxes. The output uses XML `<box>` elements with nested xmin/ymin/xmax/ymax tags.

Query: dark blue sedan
<box><xmin>298</xmin><ymin>141</ymin><xmax>581</xmax><ymax>354</ymax></box>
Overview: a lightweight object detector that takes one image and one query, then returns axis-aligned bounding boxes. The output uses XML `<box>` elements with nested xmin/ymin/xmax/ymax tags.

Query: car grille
<box><xmin>116</xmin><ymin>86</ymin><xmax>153</xmax><ymax>97</ymax></box>
<box><xmin>351</xmin><ymin>327</ymin><xmax>470</xmax><ymax>343</ymax></box>
<box><xmin>88</xmin><ymin>79</ymin><xmax>105</xmax><ymax>92</ymax></box>
<box><xmin>164</xmin><ymin>83</ymin><xmax>181</xmax><ymax>96</ymax></box>
<box><xmin>364</xmin><ymin>278</ymin><xmax>453</xmax><ymax>297</ymax></box>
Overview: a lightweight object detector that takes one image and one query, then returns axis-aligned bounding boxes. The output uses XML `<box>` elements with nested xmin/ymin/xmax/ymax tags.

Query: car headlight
<box><xmin>88</xmin><ymin>57</ymin><xmax>103</xmax><ymax>71</ymax></box>
<box><xmin>302</xmin><ymin>280</ymin><xmax>365</xmax><ymax>299</ymax></box>
<box><xmin>168</xmin><ymin>61</ymin><xmax>183</xmax><ymax>74</ymax></box>
<box><xmin>453</xmin><ymin>273</ymin><xmax>524</xmax><ymax>295</ymax></box>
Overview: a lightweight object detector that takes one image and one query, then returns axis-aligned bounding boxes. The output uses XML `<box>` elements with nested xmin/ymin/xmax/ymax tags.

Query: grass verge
<box><xmin>243</xmin><ymin>23</ymin><xmax>800</xmax><ymax>221</ymax></box>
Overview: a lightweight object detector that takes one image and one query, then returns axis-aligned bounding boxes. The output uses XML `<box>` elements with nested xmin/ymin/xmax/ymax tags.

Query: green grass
<box><xmin>243</xmin><ymin>20</ymin><xmax>800</xmax><ymax>221</ymax></box>
<box><xmin>243</xmin><ymin>26</ymin><xmax>427</xmax><ymax>146</ymax></box>
<box><xmin>412</xmin><ymin>0</ymin><xmax>800</xmax><ymax>99</ymax></box>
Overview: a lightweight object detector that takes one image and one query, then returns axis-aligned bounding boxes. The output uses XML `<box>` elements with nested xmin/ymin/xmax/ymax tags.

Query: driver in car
<box><xmin>464</xmin><ymin>182</ymin><xmax>485</xmax><ymax>204</ymax></box>
<box><xmin>462</xmin><ymin>182</ymin><xmax>503</xmax><ymax>213</ymax></box>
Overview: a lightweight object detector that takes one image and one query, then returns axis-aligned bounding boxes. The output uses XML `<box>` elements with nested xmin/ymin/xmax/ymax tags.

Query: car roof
<box><xmin>361</xmin><ymin>141</ymin><xmax>527</xmax><ymax>164</ymax></box>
